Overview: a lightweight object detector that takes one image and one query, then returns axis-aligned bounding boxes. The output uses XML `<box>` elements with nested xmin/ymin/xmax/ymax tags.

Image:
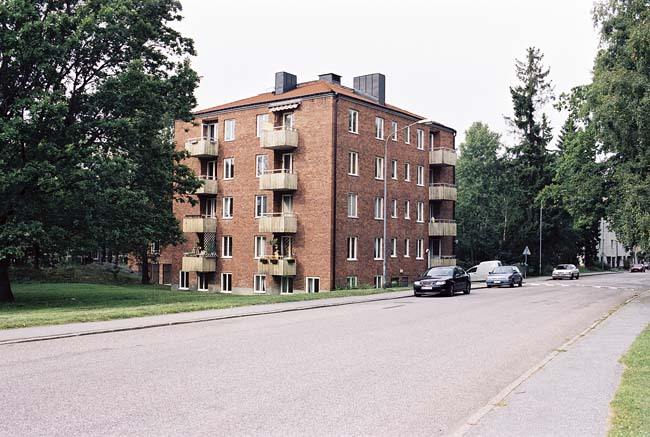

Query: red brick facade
<box><xmin>156</xmin><ymin>74</ymin><xmax>456</xmax><ymax>294</ymax></box>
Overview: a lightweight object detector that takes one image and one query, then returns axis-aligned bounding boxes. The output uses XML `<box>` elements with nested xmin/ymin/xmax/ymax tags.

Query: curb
<box><xmin>0</xmin><ymin>291</ymin><xmax>413</xmax><ymax>346</ymax></box>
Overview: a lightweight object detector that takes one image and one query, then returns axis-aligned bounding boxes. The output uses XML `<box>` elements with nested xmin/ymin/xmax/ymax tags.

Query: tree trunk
<box><xmin>140</xmin><ymin>248</ymin><xmax>150</xmax><ymax>285</ymax></box>
<box><xmin>33</xmin><ymin>244</ymin><xmax>41</xmax><ymax>270</ymax></box>
<box><xmin>0</xmin><ymin>259</ymin><xmax>15</xmax><ymax>303</ymax></box>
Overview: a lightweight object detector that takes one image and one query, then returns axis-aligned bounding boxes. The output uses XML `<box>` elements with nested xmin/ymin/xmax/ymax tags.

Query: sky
<box><xmin>173</xmin><ymin>0</ymin><xmax>600</xmax><ymax>147</ymax></box>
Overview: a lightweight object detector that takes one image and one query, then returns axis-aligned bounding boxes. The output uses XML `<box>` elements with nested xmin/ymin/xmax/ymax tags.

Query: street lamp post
<box><xmin>383</xmin><ymin>118</ymin><xmax>432</xmax><ymax>288</ymax></box>
<box><xmin>539</xmin><ymin>200</ymin><xmax>543</xmax><ymax>276</ymax></box>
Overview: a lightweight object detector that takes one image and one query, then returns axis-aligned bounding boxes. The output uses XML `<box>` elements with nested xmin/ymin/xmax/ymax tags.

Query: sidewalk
<box><xmin>0</xmin><ymin>289</ymin><xmax>414</xmax><ymax>345</ymax></box>
<box><xmin>459</xmin><ymin>290</ymin><xmax>650</xmax><ymax>436</ymax></box>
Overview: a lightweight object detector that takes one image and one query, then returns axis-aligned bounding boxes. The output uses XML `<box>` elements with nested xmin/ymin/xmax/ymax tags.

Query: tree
<box><xmin>0</xmin><ymin>0</ymin><xmax>196</xmax><ymax>302</ymax></box>
<box><xmin>590</xmin><ymin>0</ymin><xmax>650</xmax><ymax>251</ymax></box>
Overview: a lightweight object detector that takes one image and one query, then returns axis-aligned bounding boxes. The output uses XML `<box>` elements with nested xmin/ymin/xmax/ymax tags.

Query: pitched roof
<box><xmin>193</xmin><ymin>80</ymin><xmax>454</xmax><ymax>132</ymax></box>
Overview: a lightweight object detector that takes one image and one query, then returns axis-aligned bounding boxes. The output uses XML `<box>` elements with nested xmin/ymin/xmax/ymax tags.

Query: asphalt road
<box><xmin>1</xmin><ymin>273</ymin><xmax>648</xmax><ymax>436</ymax></box>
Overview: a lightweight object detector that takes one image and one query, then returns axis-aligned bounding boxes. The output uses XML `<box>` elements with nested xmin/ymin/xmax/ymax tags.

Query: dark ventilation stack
<box><xmin>275</xmin><ymin>72</ymin><xmax>297</xmax><ymax>94</ymax></box>
<box><xmin>318</xmin><ymin>73</ymin><xmax>342</xmax><ymax>85</ymax></box>
<box><xmin>353</xmin><ymin>73</ymin><xmax>386</xmax><ymax>105</ymax></box>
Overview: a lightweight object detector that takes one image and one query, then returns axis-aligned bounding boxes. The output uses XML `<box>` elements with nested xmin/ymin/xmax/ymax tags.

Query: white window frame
<box><xmin>416</xmin><ymin>129</ymin><xmax>424</xmax><ymax>150</ymax></box>
<box><xmin>417</xmin><ymin>165</ymin><xmax>424</xmax><ymax>186</ymax></box>
<box><xmin>206</xmin><ymin>160</ymin><xmax>217</xmax><ymax>180</ymax></box>
<box><xmin>391</xmin><ymin>159</ymin><xmax>397</xmax><ymax>180</ymax></box>
<box><xmin>404</xmin><ymin>200</ymin><xmax>410</xmax><ymax>220</ymax></box>
<box><xmin>179</xmin><ymin>271</ymin><xmax>189</xmax><ymax>290</ymax></box>
<box><xmin>223</xmin><ymin>158</ymin><xmax>234</xmax><ymax>180</ymax></box>
<box><xmin>203</xmin><ymin>122</ymin><xmax>218</xmax><ymax>142</ymax></box>
<box><xmin>254</xmin><ymin>235</ymin><xmax>266</xmax><ymax>259</ymax></box>
<box><xmin>255</xmin><ymin>154</ymin><xmax>268</xmax><ymax>178</ymax></box>
<box><xmin>374</xmin><ymin>275</ymin><xmax>384</xmax><ymax>289</ymax></box>
<box><xmin>416</xmin><ymin>239</ymin><xmax>424</xmax><ymax>260</ymax></box>
<box><xmin>404</xmin><ymin>162</ymin><xmax>411</xmax><ymax>181</ymax></box>
<box><xmin>224</xmin><ymin>119</ymin><xmax>236</xmax><ymax>141</ymax></box>
<box><xmin>391</xmin><ymin>121</ymin><xmax>398</xmax><ymax>141</ymax></box>
<box><xmin>404</xmin><ymin>239</ymin><xmax>410</xmax><ymax>258</ymax></box>
<box><xmin>390</xmin><ymin>238</ymin><xmax>397</xmax><ymax>258</ymax></box>
<box><xmin>375</xmin><ymin>156</ymin><xmax>384</xmax><ymax>180</ymax></box>
<box><xmin>374</xmin><ymin>237</ymin><xmax>384</xmax><ymax>260</ymax></box>
<box><xmin>198</xmin><ymin>272</ymin><xmax>209</xmax><ymax>292</ymax></box>
<box><xmin>281</xmin><ymin>277</ymin><xmax>294</xmax><ymax>294</ymax></box>
<box><xmin>347</xmin><ymin>193</ymin><xmax>358</xmax><ymax>218</ymax></box>
<box><xmin>347</xmin><ymin>237</ymin><xmax>358</xmax><ymax>261</ymax></box>
<box><xmin>254</xmin><ymin>274</ymin><xmax>266</xmax><ymax>293</ymax></box>
<box><xmin>221</xmin><ymin>273</ymin><xmax>232</xmax><ymax>293</ymax></box>
<box><xmin>430</xmin><ymin>132</ymin><xmax>436</xmax><ymax>150</ymax></box>
<box><xmin>306</xmin><ymin>277</ymin><xmax>320</xmax><ymax>293</ymax></box>
<box><xmin>374</xmin><ymin>197</ymin><xmax>384</xmax><ymax>220</ymax></box>
<box><xmin>346</xmin><ymin>276</ymin><xmax>358</xmax><ymax>289</ymax></box>
<box><xmin>223</xmin><ymin>197</ymin><xmax>233</xmax><ymax>219</ymax></box>
<box><xmin>391</xmin><ymin>199</ymin><xmax>397</xmax><ymax>218</ymax></box>
<box><xmin>405</xmin><ymin>126</ymin><xmax>411</xmax><ymax>144</ymax></box>
<box><xmin>375</xmin><ymin>117</ymin><xmax>384</xmax><ymax>139</ymax></box>
<box><xmin>255</xmin><ymin>195</ymin><xmax>267</xmax><ymax>218</ymax></box>
<box><xmin>222</xmin><ymin>235</ymin><xmax>233</xmax><ymax>258</ymax></box>
<box><xmin>348</xmin><ymin>109</ymin><xmax>359</xmax><ymax>134</ymax></box>
<box><xmin>417</xmin><ymin>201</ymin><xmax>424</xmax><ymax>223</ymax></box>
<box><xmin>348</xmin><ymin>151</ymin><xmax>359</xmax><ymax>176</ymax></box>
<box><xmin>256</xmin><ymin>114</ymin><xmax>269</xmax><ymax>138</ymax></box>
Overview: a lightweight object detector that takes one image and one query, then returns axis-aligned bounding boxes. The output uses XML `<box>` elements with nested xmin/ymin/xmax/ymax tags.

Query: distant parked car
<box><xmin>552</xmin><ymin>264</ymin><xmax>580</xmax><ymax>280</ymax></box>
<box><xmin>466</xmin><ymin>260</ymin><xmax>502</xmax><ymax>282</ymax></box>
<box><xmin>486</xmin><ymin>266</ymin><xmax>523</xmax><ymax>288</ymax></box>
<box><xmin>413</xmin><ymin>266</ymin><xmax>471</xmax><ymax>297</ymax></box>
<box><xmin>630</xmin><ymin>264</ymin><xmax>646</xmax><ymax>273</ymax></box>
<box><xmin>644</xmin><ymin>261</ymin><xmax>650</xmax><ymax>270</ymax></box>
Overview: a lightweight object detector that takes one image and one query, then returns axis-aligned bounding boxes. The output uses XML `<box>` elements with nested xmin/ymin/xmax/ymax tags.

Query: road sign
<box><xmin>522</xmin><ymin>246</ymin><xmax>531</xmax><ymax>278</ymax></box>
<box><xmin>522</xmin><ymin>246</ymin><xmax>531</xmax><ymax>256</ymax></box>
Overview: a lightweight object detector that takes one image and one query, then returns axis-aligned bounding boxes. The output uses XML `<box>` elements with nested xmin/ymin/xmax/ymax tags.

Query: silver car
<box><xmin>552</xmin><ymin>264</ymin><xmax>580</xmax><ymax>280</ymax></box>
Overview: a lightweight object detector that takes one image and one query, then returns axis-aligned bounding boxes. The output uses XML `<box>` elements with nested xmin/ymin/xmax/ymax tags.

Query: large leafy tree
<box><xmin>590</xmin><ymin>0</ymin><xmax>650</xmax><ymax>251</ymax></box>
<box><xmin>0</xmin><ymin>0</ymin><xmax>198</xmax><ymax>301</ymax></box>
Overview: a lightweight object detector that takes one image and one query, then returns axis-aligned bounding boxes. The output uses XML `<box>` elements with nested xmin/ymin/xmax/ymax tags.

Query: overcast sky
<box><xmin>174</xmin><ymin>0</ymin><xmax>600</xmax><ymax>146</ymax></box>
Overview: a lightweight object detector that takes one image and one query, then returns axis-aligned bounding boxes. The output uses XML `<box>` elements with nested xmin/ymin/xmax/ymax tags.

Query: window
<box><xmin>283</xmin><ymin>112</ymin><xmax>294</xmax><ymax>129</ymax></box>
<box><xmin>224</xmin><ymin>158</ymin><xmax>234</xmax><ymax>180</ymax></box>
<box><xmin>222</xmin><ymin>236</ymin><xmax>233</xmax><ymax>258</ymax></box>
<box><xmin>374</xmin><ymin>237</ymin><xmax>384</xmax><ymax>260</ymax></box>
<box><xmin>346</xmin><ymin>276</ymin><xmax>358</xmax><ymax>289</ymax></box>
<box><xmin>417</xmin><ymin>201</ymin><xmax>424</xmax><ymax>223</ymax></box>
<box><xmin>221</xmin><ymin>273</ymin><xmax>232</xmax><ymax>293</ymax></box>
<box><xmin>203</xmin><ymin>197</ymin><xmax>217</xmax><ymax>217</ymax></box>
<box><xmin>374</xmin><ymin>275</ymin><xmax>384</xmax><ymax>288</ymax></box>
<box><xmin>202</xmin><ymin>123</ymin><xmax>218</xmax><ymax>141</ymax></box>
<box><xmin>347</xmin><ymin>193</ymin><xmax>358</xmax><ymax>218</ymax></box>
<box><xmin>225</xmin><ymin>119</ymin><xmax>236</xmax><ymax>141</ymax></box>
<box><xmin>405</xmin><ymin>126</ymin><xmax>411</xmax><ymax>144</ymax></box>
<box><xmin>417</xmin><ymin>165</ymin><xmax>424</xmax><ymax>186</ymax></box>
<box><xmin>391</xmin><ymin>160</ymin><xmax>397</xmax><ymax>179</ymax></box>
<box><xmin>307</xmin><ymin>277</ymin><xmax>320</xmax><ymax>293</ymax></box>
<box><xmin>404</xmin><ymin>162</ymin><xmax>411</xmax><ymax>181</ymax></box>
<box><xmin>430</xmin><ymin>132</ymin><xmax>436</xmax><ymax>150</ymax></box>
<box><xmin>416</xmin><ymin>239</ymin><xmax>424</xmax><ymax>259</ymax></box>
<box><xmin>255</xmin><ymin>195</ymin><xmax>267</xmax><ymax>218</ymax></box>
<box><xmin>348</xmin><ymin>109</ymin><xmax>359</xmax><ymax>133</ymax></box>
<box><xmin>374</xmin><ymin>197</ymin><xmax>384</xmax><ymax>220</ymax></box>
<box><xmin>416</xmin><ymin>129</ymin><xmax>424</xmax><ymax>149</ymax></box>
<box><xmin>347</xmin><ymin>237</ymin><xmax>357</xmax><ymax>260</ymax></box>
<box><xmin>256</xmin><ymin>114</ymin><xmax>269</xmax><ymax>138</ymax></box>
<box><xmin>254</xmin><ymin>274</ymin><xmax>266</xmax><ymax>293</ymax></box>
<box><xmin>375</xmin><ymin>117</ymin><xmax>384</xmax><ymax>139</ymax></box>
<box><xmin>390</xmin><ymin>238</ymin><xmax>397</xmax><ymax>258</ymax></box>
<box><xmin>281</xmin><ymin>277</ymin><xmax>294</xmax><ymax>294</ymax></box>
<box><xmin>348</xmin><ymin>151</ymin><xmax>359</xmax><ymax>176</ymax></box>
<box><xmin>391</xmin><ymin>121</ymin><xmax>398</xmax><ymax>141</ymax></box>
<box><xmin>179</xmin><ymin>271</ymin><xmax>189</xmax><ymax>290</ymax></box>
<box><xmin>404</xmin><ymin>239</ymin><xmax>410</xmax><ymax>257</ymax></box>
<box><xmin>254</xmin><ymin>236</ymin><xmax>266</xmax><ymax>259</ymax></box>
<box><xmin>256</xmin><ymin>155</ymin><xmax>268</xmax><ymax>177</ymax></box>
<box><xmin>223</xmin><ymin>197</ymin><xmax>233</xmax><ymax>219</ymax></box>
<box><xmin>404</xmin><ymin>200</ymin><xmax>410</xmax><ymax>219</ymax></box>
<box><xmin>198</xmin><ymin>273</ymin><xmax>209</xmax><ymax>292</ymax></box>
<box><xmin>391</xmin><ymin>199</ymin><xmax>397</xmax><ymax>218</ymax></box>
<box><xmin>206</xmin><ymin>160</ymin><xmax>216</xmax><ymax>179</ymax></box>
<box><xmin>375</xmin><ymin>156</ymin><xmax>384</xmax><ymax>180</ymax></box>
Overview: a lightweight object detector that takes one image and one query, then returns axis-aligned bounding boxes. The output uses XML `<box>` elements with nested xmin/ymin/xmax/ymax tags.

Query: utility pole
<box><xmin>539</xmin><ymin>202</ymin><xmax>543</xmax><ymax>276</ymax></box>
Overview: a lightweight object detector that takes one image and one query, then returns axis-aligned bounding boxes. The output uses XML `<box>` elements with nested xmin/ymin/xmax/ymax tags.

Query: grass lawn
<box><xmin>609</xmin><ymin>325</ymin><xmax>650</xmax><ymax>437</ymax></box>
<box><xmin>0</xmin><ymin>282</ymin><xmax>406</xmax><ymax>330</ymax></box>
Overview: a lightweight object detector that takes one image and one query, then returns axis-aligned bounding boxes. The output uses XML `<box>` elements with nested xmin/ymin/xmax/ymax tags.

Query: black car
<box><xmin>413</xmin><ymin>266</ymin><xmax>471</xmax><ymax>297</ymax></box>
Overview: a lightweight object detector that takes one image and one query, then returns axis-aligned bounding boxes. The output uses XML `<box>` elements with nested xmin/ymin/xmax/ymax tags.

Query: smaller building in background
<box><xmin>597</xmin><ymin>219</ymin><xmax>636</xmax><ymax>268</ymax></box>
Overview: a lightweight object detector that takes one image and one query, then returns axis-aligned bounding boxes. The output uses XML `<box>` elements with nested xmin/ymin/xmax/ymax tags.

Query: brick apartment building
<box><xmin>155</xmin><ymin>71</ymin><xmax>457</xmax><ymax>294</ymax></box>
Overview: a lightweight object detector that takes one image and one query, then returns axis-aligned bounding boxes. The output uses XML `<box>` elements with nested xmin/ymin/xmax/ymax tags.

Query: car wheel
<box><xmin>445</xmin><ymin>285</ymin><xmax>454</xmax><ymax>297</ymax></box>
<box><xmin>518</xmin><ymin>280</ymin><xmax>523</xmax><ymax>287</ymax></box>
<box><xmin>570</xmin><ymin>274</ymin><xmax>574</xmax><ymax>280</ymax></box>
<box><xmin>509</xmin><ymin>280</ymin><xmax>515</xmax><ymax>288</ymax></box>
<box><xmin>487</xmin><ymin>284</ymin><xmax>492</xmax><ymax>288</ymax></box>
<box><xmin>464</xmin><ymin>282</ymin><xmax>471</xmax><ymax>294</ymax></box>
<box><xmin>576</xmin><ymin>273</ymin><xmax>579</xmax><ymax>279</ymax></box>
<box><xmin>414</xmin><ymin>291</ymin><xmax>421</xmax><ymax>297</ymax></box>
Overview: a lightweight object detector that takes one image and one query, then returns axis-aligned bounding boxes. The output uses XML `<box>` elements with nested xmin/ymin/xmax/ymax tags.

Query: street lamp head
<box><xmin>418</xmin><ymin>119</ymin><xmax>433</xmax><ymax>124</ymax></box>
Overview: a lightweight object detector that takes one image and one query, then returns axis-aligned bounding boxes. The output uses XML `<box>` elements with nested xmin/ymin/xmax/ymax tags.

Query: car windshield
<box><xmin>492</xmin><ymin>266</ymin><xmax>514</xmax><ymax>274</ymax></box>
<box><xmin>424</xmin><ymin>267</ymin><xmax>453</xmax><ymax>277</ymax></box>
<box><xmin>555</xmin><ymin>265</ymin><xmax>570</xmax><ymax>270</ymax></box>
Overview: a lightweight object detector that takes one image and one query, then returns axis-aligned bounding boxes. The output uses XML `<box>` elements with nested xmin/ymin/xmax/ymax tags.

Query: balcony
<box><xmin>428</xmin><ymin>219</ymin><xmax>457</xmax><ymax>237</ymax></box>
<box><xmin>429</xmin><ymin>148</ymin><xmax>457</xmax><ymax>166</ymax></box>
<box><xmin>259</xmin><ymin>170</ymin><xmax>298</xmax><ymax>191</ymax></box>
<box><xmin>258</xmin><ymin>213</ymin><xmax>297</xmax><ymax>233</ymax></box>
<box><xmin>182</xmin><ymin>215</ymin><xmax>217</xmax><ymax>233</ymax></box>
<box><xmin>185</xmin><ymin>137</ymin><xmax>218</xmax><ymax>157</ymax></box>
<box><xmin>257</xmin><ymin>257</ymin><xmax>297</xmax><ymax>276</ymax></box>
<box><xmin>429</xmin><ymin>256</ymin><xmax>457</xmax><ymax>267</ymax></box>
<box><xmin>260</xmin><ymin>126</ymin><xmax>299</xmax><ymax>150</ymax></box>
<box><xmin>196</xmin><ymin>176</ymin><xmax>218</xmax><ymax>195</ymax></box>
<box><xmin>182</xmin><ymin>254</ymin><xmax>217</xmax><ymax>272</ymax></box>
<box><xmin>429</xmin><ymin>183</ymin><xmax>457</xmax><ymax>201</ymax></box>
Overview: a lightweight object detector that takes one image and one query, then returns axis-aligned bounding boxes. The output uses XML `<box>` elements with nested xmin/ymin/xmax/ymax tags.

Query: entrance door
<box><xmin>282</xmin><ymin>194</ymin><xmax>293</xmax><ymax>214</ymax></box>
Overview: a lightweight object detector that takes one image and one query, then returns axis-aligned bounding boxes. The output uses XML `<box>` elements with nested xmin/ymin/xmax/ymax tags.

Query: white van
<box><xmin>466</xmin><ymin>260</ymin><xmax>502</xmax><ymax>282</ymax></box>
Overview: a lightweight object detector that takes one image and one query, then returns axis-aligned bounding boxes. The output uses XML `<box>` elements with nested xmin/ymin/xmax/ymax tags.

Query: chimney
<box><xmin>318</xmin><ymin>73</ymin><xmax>342</xmax><ymax>85</ymax></box>
<box><xmin>353</xmin><ymin>73</ymin><xmax>386</xmax><ymax>105</ymax></box>
<box><xmin>275</xmin><ymin>71</ymin><xmax>297</xmax><ymax>94</ymax></box>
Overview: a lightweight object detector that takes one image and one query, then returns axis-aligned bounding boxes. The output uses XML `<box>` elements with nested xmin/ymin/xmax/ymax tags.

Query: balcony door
<box><xmin>282</xmin><ymin>153</ymin><xmax>294</xmax><ymax>173</ymax></box>
<box><xmin>206</xmin><ymin>160</ymin><xmax>216</xmax><ymax>180</ymax></box>
<box><xmin>429</xmin><ymin>238</ymin><xmax>441</xmax><ymax>259</ymax></box>
<box><xmin>280</xmin><ymin>236</ymin><xmax>293</xmax><ymax>257</ymax></box>
<box><xmin>202</xmin><ymin>123</ymin><xmax>217</xmax><ymax>141</ymax></box>
<box><xmin>283</xmin><ymin>112</ymin><xmax>294</xmax><ymax>129</ymax></box>
<box><xmin>282</xmin><ymin>194</ymin><xmax>293</xmax><ymax>214</ymax></box>
<box><xmin>203</xmin><ymin>198</ymin><xmax>216</xmax><ymax>218</ymax></box>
